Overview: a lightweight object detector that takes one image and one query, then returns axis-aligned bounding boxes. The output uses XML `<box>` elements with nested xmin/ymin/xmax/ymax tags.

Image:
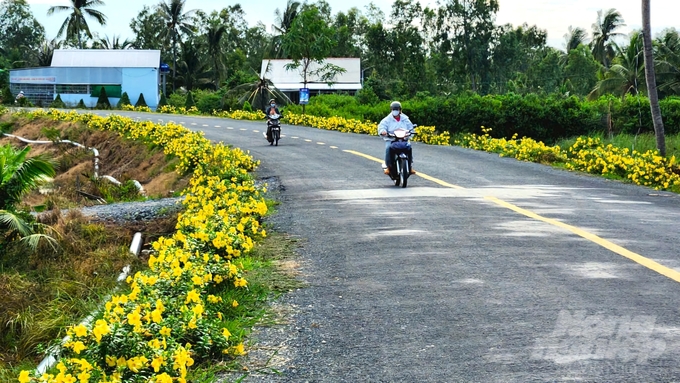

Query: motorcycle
<box><xmin>266</xmin><ymin>113</ymin><xmax>282</xmax><ymax>146</ymax></box>
<box><xmin>386</xmin><ymin>127</ymin><xmax>416</xmax><ymax>188</ymax></box>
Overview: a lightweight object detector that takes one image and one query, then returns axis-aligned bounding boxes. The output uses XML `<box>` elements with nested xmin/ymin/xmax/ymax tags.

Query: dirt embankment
<box><xmin>0</xmin><ymin>116</ymin><xmax>191</xmax><ymax>209</ymax></box>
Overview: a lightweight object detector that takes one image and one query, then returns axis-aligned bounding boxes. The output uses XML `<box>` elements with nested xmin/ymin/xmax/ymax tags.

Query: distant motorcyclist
<box><xmin>378</xmin><ymin>101</ymin><xmax>415</xmax><ymax>175</ymax></box>
<box><xmin>15</xmin><ymin>90</ymin><xmax>25</xmax><ymax>105</ymax></box>
<box><xmin>263</xmin><ymin>99</ymin><xmax>282</xmax><ymax>144</ymax></box>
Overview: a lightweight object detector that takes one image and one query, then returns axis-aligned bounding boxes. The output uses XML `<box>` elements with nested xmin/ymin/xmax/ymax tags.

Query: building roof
<box><xmin>51</xmin><ymin>49</ymin><xmax>161</xmax><ymax>68</ymax></box>
<box><xmin>261</xmin><ymin>58</ymin><xmax>362</xmax><ymax>92</ymax></box>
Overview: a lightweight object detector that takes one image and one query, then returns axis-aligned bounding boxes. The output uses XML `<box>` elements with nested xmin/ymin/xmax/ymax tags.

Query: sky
<box><xmin>25</xmin><ymin>0</ymin><xmax>679</xmax><ymax>49</ymax></box>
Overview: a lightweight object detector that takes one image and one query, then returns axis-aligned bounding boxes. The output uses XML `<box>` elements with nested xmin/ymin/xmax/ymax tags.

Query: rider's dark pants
<box><xmin>266</xmin><ymin>122</ymin><xmax>274</xmax><ymax>142</ymax></box>
<box><xmin>385</xmin><ymin>141</ymin><xmax>413</xmax><ymax>168</ymax></box>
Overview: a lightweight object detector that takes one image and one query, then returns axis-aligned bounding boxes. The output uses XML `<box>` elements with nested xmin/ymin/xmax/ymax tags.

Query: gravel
<box><xmin>59</xmin><ymin>197</ymin><xmax>185</xmax><ymax>224</ymax></box>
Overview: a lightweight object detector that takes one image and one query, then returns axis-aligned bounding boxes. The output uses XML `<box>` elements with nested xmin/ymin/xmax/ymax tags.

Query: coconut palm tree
<box><xmin>175</xmin><ymin>40</ymin><xmax>211</xmax><ymax>91</ymax></box>
<box><xmin>94</xmin><ymin>34</ymin><xmax>133</xmax><ymax>49</ymax></box>
<box><xmin>591</xmin><ymin>8</ymin><xmax>626</xmax><ymax>68</ymax></box>
<box><xmin>590</xmin><ymin>32</ymin><xmax>645</xmax><ymax>99</ymax></box>
<box><xmin>641</xmin><ymin>0</ymin><xmax>665</xmax><ymax>156</ymax></box>
<box><xmin>34</xmin><ymin>39</ymin><xmax>62</xmax><ymax>67</ymax></box>
<box><xmin>656</xmin><ymin>29</ymin><xmax>680</xmax><ymax>97</ymax></box>
<box><xmin>205</xmin><ymin>21</ymin><xmax>227</xmax><ymax>89</ymax></box>
<box><xmin>47</xmin><ymin>0</ymin><xmax>107</xmax><ymax>49</ymax></box>
<box><xmin>564</xmin><ymin>26</ymin><xmax>588</xmax><ymax>52</ymax></box>
<box><xmin>158</xmin><ymin>0</ymin><xmax>196</xmax><ymax>92</ymax></box>
<box><xmin>271</xmin><ymin>0</ymin><xmax>301</xmax><ymax>58</ymax></box>
<box><xmin>0</xmin><ymin>144</ymin><xmax>58</xmax><ymax>252</ymax></box>
<box><xmin>227</xmin><ymin>62</ymin><xmax>291</xmax><ymax>111</ymax></box>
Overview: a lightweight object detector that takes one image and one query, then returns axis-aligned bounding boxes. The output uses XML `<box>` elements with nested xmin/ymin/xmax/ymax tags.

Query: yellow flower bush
<box><xmin>565</xmin><ymin>136</ymin><xmax>680</xmax><ymax>191</ymax></box>
<box><xmin>213</xmin><ymin>109</ymin><xmax>451</xmax><ymax>145</ymax></box>
<box><xmin>455</xmin><ymin>127</ymin><xmax>680</xmax><ymax>192</ymax></box>
<box><xmin>15</xmin><ymin>109</ymin><xmax>267</xmax><ymax>383</ymax></box>
<box><xmin>121</xmin><ymin>105</ymin><xmax>152</xmax><ymax>113</ymax></box>
<box><xmin>455</xmin><ymin>127</ymin><xmax>566</xmax><ymax>164</ymax></box>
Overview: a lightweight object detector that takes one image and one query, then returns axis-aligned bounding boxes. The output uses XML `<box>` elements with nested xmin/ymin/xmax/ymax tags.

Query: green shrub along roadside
<box><xmin>284</xmin><ymin>93</ymin><xmax>680</xmax><ymax>144</ymax></box>
<box><xmin>116</xmin><ymin>92</ymin><xmax>132</xmax><ymax>108</ymax></box>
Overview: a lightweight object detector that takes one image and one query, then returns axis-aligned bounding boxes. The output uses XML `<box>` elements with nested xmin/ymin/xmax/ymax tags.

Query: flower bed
<box><xmin>211</xmin><ymin>110</ymin><xmax>452</xmax><ymax>146</ymax></box>
<box><xmin>17</xmin><ymin>109</ymin><xmax>268</xmax><ymax>383</ymax></box>
<box><xmin>455</xmin><ymin>127</ymin><xmax>680</xmax><ymax>192</ymax></box>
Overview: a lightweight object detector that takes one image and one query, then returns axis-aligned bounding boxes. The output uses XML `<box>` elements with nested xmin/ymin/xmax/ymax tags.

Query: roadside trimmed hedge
<box><xmin>284</xmin><ymin>93</ymin><xmax>680</xmax><ymax>143</ymax></box>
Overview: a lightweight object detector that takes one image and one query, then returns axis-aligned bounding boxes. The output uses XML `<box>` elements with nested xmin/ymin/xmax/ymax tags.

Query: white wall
<box><xmin>122</xmin><ymin>68</ymin><xmax>159</xmax><ymax>108</ymax></box>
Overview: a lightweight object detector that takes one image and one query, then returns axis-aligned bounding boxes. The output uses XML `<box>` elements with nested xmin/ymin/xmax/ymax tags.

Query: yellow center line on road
<box><xmin>343</xmin><ymin>149</ymin><xmax>680</xmax><ymax>283</ymax></box>
<box><xmin>485</xmin><ymin>196</ymin><xmax>680</xmax><ymax>283</ymax></box>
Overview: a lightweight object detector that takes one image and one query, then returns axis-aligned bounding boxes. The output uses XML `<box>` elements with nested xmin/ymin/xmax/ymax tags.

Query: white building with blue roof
<box><xmin>9</xmin><ymin>49</ymin><xmax>161</xmax><ymax>108</ymax></box>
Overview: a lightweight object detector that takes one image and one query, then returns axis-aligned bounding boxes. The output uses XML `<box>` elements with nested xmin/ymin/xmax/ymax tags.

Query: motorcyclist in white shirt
<box><xmin>377</xmin><ymin>101</ymin><xmax>416</xmax><ymax>175</ymax></box>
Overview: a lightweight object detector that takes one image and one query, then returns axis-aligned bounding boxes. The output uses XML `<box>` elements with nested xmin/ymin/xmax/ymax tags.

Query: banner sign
<box><xmin>10</xmin><ymin>76</ymin><xmax>57</xmax><ymax>84</ymax></box>
<box><xmin>299</xmin><ymin>88</ymin><xmax>309</xmax><ymax>105</ymax></box>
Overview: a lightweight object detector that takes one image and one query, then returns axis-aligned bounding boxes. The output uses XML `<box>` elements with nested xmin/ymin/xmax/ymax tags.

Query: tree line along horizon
<box><xmin>0</xmin><ymin>0</ymin><xmax>676</xmax><ymax>154</ymax></box>
<box><xmin>0</xmin><ymin>0</ymin><xmax>678</xmax><ymax>100</ymax></box>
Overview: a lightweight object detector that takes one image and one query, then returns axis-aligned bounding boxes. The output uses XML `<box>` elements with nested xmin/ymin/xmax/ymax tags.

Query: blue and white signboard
<box><xmin>299</xmin><ymin>88</ymin><xmax>309</xmax><ymax>105</ymax></box>
<box><xmin>160</xmin><ymin>63</ymin><xmax>170</xmax><ymax>73</ymax></box>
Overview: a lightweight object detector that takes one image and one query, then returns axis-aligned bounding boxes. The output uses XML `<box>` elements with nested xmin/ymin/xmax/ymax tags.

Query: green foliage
<box><xmin>242</xmin><ymin>100</ymin><xmax>252</xmax><ymax>112</ymax></box>
<box><xmin>167</xmin><ymin>92</ymin><xmax>186</xmax><ymax>108</ymax></box>
<box><xmin>185</xmin><ymin>91</ymin><xmax>195</xmax><ymax>109</ymax></box>
<box><xmin>95</xmin><ymin>86</ymin><xmax>111</xmax><ymax>109</ymax></box>
<box><xmin>76</xmin><ymin>99</ymin><xmax>87</xmax><ymax>109</ymax></box>
<box><xmin>291</xmin><ymin>92</ymin><xmax>680</xmax><ymax>143</ymax></box>
<box><xmin>158</xmin><ymin>92</ymin><xmax>168</xmax><ymax>108</ymax></box>
<box><xmin>0</xmin><ymin>144</ymin><xmax>56</xmax><ymax>210</ymax></box>
<box><xmin>117</xmin><ymin>92</ymin><xmax>132</xmax><ymax>108</ymax></box>
<box><xmin>1</xmin><ymin>87</ymin><xmax>13</xmax><ymax>105</ymax></box>
<box><xmin>135</xmin><ymin>93</ymin><xmax>148</xmax><ymax>108</ymax></box>
<box><xmin>50</xmin><ymin>94</ymin><xmax>65</xmax><ymax>108</ymax></box>
<box><xmin>355</xmin><ymin>85</ymin><xmax>379</xmax><ymax>105</ymax></box>
<box><xmin>195</xmin><ymin>92</ymin><xmax>223</xmax><ymax>113</ymax></box>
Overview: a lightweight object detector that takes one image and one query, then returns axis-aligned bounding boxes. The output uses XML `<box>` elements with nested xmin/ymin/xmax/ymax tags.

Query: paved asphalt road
<box><xmin>97</xmin><ymin>111</ymin><xmax>680</xmax><ymax>382</ymax></box>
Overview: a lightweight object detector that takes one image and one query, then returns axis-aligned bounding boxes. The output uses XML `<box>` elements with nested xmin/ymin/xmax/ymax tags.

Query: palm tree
<box><xmin>590</xmin><ymin>32</ymin><xmax>645</xmax><ymax>99</ymax></box>
<box><xmin>94</xmin><ymin>35</ymin><xmax>133</xmax><ymax>49</ymax></box>
<box><xmin>271</xmin><ymin>0</ymin><xmax>301</xmax><ymax>58</ymax></box>
<box><xmin>0</xmin><ymin>144</ymin><xmax>58</xmax><ymax>252</ymax></box>
<box><xmin>227</xmin><ymin>62</ymin><xmax>291</xmax><ymax>111</ymax></box>
<box><xmin>655</xmin><ymin>29</ymin><xmax>680</xmax><ymax>96</ymax></box>
<box><xmin>564</xmin><ymin>26</ymin><xmax>588</xmax><ymax>52</ymax></box>
<box><xmin>206</xmin><ymin>21</ymin><xmax>227</xmax><ymax>89</ymax></box>
<box><xmin>175</xmin><ymin>40</ymin><xmax>211</xmax><ymax>91</ymax></box>
<box><xmin>641</xmin><ymin>0</ymin><xmax>666</xmax><ymax>156</ymax></box>
<box><xmin>591</xmin><ymin>8</ymin><xmax>626</xmax><ymax>68</ymax></box>
<box><xmin>47</xmin><ymin>0</ymin><xmax>107</xmax><ymax>49</ymax></box>
<box><xmin>34</xmin><ymin>39</ymin><xmax>62</xmax><ymax>67</ymax></box>
<box><xmin>158</xmin><ymin>0</ymin><xmax>196</xmax><ymax>92</ymax></box>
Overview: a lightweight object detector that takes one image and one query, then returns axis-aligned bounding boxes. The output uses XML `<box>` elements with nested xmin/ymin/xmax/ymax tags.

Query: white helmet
<box><xmin>390</xmin><ymin>101</ymin><xmax>401</xmax><ymax>110</ymax></box>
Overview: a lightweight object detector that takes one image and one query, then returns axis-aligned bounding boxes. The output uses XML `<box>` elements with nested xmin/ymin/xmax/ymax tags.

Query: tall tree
<box><xmin>130</xmin><ymin>5</ymin><xmax>169</xmax><ymax>50</ymax></box>
<box><xmin>281</xmin><ymin>5</ymin><xmax>344</xmax><ymax>113</ymax></box>
<box><xmin>205</xmin><ymin>19</ymin><xmax>227</xmax><ymax>88</ymax></box>
<box><xmin>641</xmin><ymin>0</ymin><xmax>665</xmax><ymax>156</ymax></box>
<box><xmin>433</xmin><ymin>0</ymin><xmax>500</xmax><ymax>93</ymax></box>
<box><xmin>158</xmin><ymin>0</ymin><xmax>195</xmax><ymax>92</ymax></box>
<box><xmin>564</xmin><ymin>26</ymin><xmax>588</xmax><ymax>52</ymax></box>
<box><xmin>655</xmin><ymin>29</ymin><xmax>680</xmax><ymax>97</ymax></box>
<box><xmin>271</xmin><ymin>0</ymin><xmax>301</xmax><ymax>58</ymax></box>
<box><xmin>490</xmin><ymin>23</ymin><xmax>547</xmax><ymax>93</ymax></box>
<box><xmin>93</xmin><ymin>34</ymin><xmax>132</xmax><ymax>49</ymax></box>
<box><xmin>0</xmin><ymin>0</ymin><xmax>46</xmax><ymax>59</ymax></box>
<box><xmin>563</xmin><ymin>44</ymin><xmax>600</xmax><ymax>96</ymax></box>
<box><xmin>591</xmin><ymin>8</ymin><xmax>625</xmax><ymax>68</ymax></box>
<box><xmin>590</xmin><ymin>33</ymin><xmax>646</xmax><ymax>99</ymax></box>
<box><xmin>47</xmin><ymin>0</ymin><xmax>107</xmax><ymax>49</ymax></box>
<box><xmin>175</xmin><ymin>39</ymin><xmax>211</xmax><ymax>91</ymax></box>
